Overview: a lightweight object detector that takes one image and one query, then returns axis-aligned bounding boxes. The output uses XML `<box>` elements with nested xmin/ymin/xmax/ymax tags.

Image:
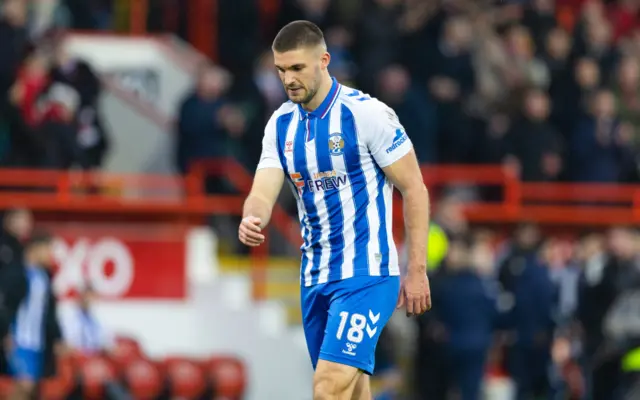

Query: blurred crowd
<box><xmin>369</xmin><ymin>194</ymin><xmax>640</xmax><ymax>400</ymax></box>
<box><xmin>172</xmin><ymin>0</ymin><xmax>640</xmax><ymax>184</ymax></box>
<box><xmin>0</xmin><ymin>0</ymin><xmax>110</xmax><ymax>171</ymax></box>
<box><xmin>2</xmin><ymin>0</ymin><xmax>640</xmax><ymax>184</ymax></box>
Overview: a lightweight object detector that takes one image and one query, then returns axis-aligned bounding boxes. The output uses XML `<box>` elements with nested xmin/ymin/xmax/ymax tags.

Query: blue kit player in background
<box><xmin>4</xmin><ymin>232</ymin><xmax>58</xmax><ymax>400</ymax></box>
<box><xmin>238</xmin><ymin>20</ymin><xmax>432</xmax><ymax>399</ymax></box>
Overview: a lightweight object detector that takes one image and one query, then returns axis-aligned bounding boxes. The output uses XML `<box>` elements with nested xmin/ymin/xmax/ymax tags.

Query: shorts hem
<box><xmin>318</xmin><ymin>352</ymin><xmax>373</xmax><ymax>375</ymax></box>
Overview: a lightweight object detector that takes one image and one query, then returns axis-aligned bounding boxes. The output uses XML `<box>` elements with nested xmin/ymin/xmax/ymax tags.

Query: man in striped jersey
<box><xmin>239</xmin><ymin>20</ymin><xmax>431</xmax><ymax>399</ymax></box>
<box><xmin>4</xmin><ymin>232</ymin><xmax>57</xmax><ymax>400</ymax></box>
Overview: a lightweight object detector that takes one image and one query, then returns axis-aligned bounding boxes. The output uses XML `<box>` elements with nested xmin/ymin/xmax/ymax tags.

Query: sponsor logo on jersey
<box><xmin>290</xmin><ymin>170</ymin><xmax>348</xmax><ymax>194</ymax></box>
<box><xmin>386</xmin><ymin>128</ymin><xmax>408</xmax><ymax>154</ymax></box>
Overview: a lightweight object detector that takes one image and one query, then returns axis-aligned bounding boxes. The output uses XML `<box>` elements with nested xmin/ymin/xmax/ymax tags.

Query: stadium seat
<box><xmin>123</xmin><ymin>358</ymin><xmax>163</xmax><ymax>400</ymax></box>
<box><xmin>76</xmin><ymin>355</ymin><xmax>117</xmax><ymax>400</ymax></box>
<box><xmin>205</xmin><ymin>356</ymin><xmax>246</xmax><ymax>399</ymax></box>
<box><xmin>110</xmin><ymin>335</ymin><xmax>144</xmax><ymax>366</ymax></box>
<box><xmin>163</xmin><ymin>357</ymin><xmax>207</xmax><ymax>399</ymax></box>
<box><xmin>0</xmin><ymin>377</ymin><xmax>13</xmax><ymax>397</ymax></box>
<box><xmin>40</xmin><ymin>356</ymin><xmax>76</xmax><ymax>400</ymax></box>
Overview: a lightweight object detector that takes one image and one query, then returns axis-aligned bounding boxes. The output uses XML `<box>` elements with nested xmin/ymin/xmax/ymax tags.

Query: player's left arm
<box><xmin>364</xmin><ymin>103</ymin><xmax>431</xmax><ymax>314</ymax></box>
<box><xmin>380</xmin><ymin>150</ymin><xmax>430</xmax><ymax>276</ymax></box>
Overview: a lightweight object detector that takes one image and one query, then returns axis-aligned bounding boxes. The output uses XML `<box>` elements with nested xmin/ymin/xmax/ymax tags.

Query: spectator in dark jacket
<box><xmin>429</xmin><ymin>237</ymin><xmax>499</xmax><ymax>400</ymax></box>
<box><xmin>176</xmin><ymin>64</ymin><xmax>232</xmax><ymax>176</ymax></box>
<box><xmin>500</xmin><ymin>225</ymin><xmax>557</xmax><ymax>400</ymax></box>
<box><xmin>504</xmin><ymin>89</ymin><xmax>563</xmax><ymax>182</ymax></box>
<box><xmin>50</xmin><ymin>43</ymin><xmax>109</xmax><ymax>169</ymax></box>
<box><xmin>0</xmin><ymin>208</ymin><xmax>32</xmax><ymax>273</ymax></box>
<box><xmin>568</xmin><ymin>89</ymin><xmax>635</xmax><ymax>182</ymax></box>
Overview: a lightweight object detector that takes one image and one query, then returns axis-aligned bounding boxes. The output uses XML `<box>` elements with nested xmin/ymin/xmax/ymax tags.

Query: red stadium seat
<box><xmin>123</xmin><ymin>358</ymin><xmax>164</xmax><ymax>400</ymax></box>
<box><xmin>205</xmin><ymin>356</ymin><xmax>246</xmax><ymax>399</ymax></box>
<box><xmin>77</xmin><ymin>356</ymin><xmax>117</xmax><ymax>400</ymax></box>
<box><xmin>0</xmin><ymin>377</ymin><xmax>13</xmax><ymax>397</ymax></box>
<box><xmin>163</xmin><ymin>357</ymin><xmax>207</xmax><ymax>399</ymax></box>
<box><xmin>110</xmin><ymin>336</ymin><xmax>144</xmax><ymax>366</ymax></box>
<box><xmin>40</xmin><ymin>356</ymin><xmax>76</xmax><ymax>400</ymax></box>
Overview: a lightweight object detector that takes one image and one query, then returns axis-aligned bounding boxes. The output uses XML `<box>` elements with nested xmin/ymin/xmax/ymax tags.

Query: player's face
<box><xmin>273</xmin><ymin>47</ymin><xmax>328</xmax><ymax>104</ymax></box>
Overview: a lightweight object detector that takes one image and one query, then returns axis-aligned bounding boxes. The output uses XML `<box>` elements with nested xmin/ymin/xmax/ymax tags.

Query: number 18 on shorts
<box><xmin>301</xmin><ymin>275</ymin><xmax>400</xmax><ymax>375</ymax></box>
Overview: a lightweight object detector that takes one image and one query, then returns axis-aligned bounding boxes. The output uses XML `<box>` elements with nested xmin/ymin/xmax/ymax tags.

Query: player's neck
<box><xmin>302</xmin><ymin>74</ymin><xmax>333</xmax><ymax>112</ymax></box>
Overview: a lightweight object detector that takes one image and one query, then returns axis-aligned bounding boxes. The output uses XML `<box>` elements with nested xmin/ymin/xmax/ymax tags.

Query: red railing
<box><xmin>2</xmin><ymin>161</ymin><xmax>640</xmax><ymax>298</ymax></box>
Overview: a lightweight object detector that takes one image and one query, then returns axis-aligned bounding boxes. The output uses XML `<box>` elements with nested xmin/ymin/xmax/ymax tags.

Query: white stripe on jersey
<box><xmin>328</xmin><ymin>105</ymin><xmax>355</xmax><ymax>281</ymax></box>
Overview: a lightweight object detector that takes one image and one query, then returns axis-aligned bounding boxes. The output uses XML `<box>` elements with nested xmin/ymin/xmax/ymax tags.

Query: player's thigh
<box><xmin>320</xmin><ymin>276</ymin><xmax>400</xmax><ymax>375</ymax></box>
<box><xmin>301</xmin><ymin>284</ymin><xmax>329</xmax><ymax>369</ymax></box>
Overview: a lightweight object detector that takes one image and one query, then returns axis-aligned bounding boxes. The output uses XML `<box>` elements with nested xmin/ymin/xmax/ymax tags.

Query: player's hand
<box><xmin>396</xmin><ymin>269</ymin><xmax>431</xmax><ymax>317</ymax></box>
<box><xmin>238</xmin><ymin>216</ymin><xmax>265</xmax><ymax>247</ymax></box>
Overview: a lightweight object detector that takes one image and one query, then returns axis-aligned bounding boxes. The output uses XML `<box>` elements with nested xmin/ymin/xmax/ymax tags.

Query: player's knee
<box><xmin>351</xmin><ymin>374</ymin><xmax>371</xmax><ymax>400</ymax></box>
<box><xmin>313</xmin><ymin>361</ymin><xmax>360</xmax><ymax>399</ymax></box>
<box><xmin>313</xmin><ymin>373</ymin><xmax>342</xmax><ymax>400</ymax></box>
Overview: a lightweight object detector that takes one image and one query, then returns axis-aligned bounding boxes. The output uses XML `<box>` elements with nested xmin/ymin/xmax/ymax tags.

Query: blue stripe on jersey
<box><xmin>277</xmin><ymin>112</ymin><xmax>311</xmax><ymax>274</ymax></box>
<box><xmin>340</xmin><ymin>104</ymin><xmax>370</xmax><ymax>275</ymax></box>
<box><xmin>13</xmin><ymin>267</ymin><xmax>49</xmax><ymax>351</ymax></box>
<box><xmin>275</xmin><ymin>112</ymin><xmax>294</xmax><ymax>172</ymax></box>
<box><xmin>293</xmin><ymin>116</ymin><xmax>323</xmax><ymax>284</ymax></box>
<box><xmin>374</xmin><ymin>164</ymin><xmax>390</xmax><ymax>275</ymax></box>
<box><xmin>315</xmin><ymin>110</ymin><xmax>345</xmax><ymax>282</ymax></box>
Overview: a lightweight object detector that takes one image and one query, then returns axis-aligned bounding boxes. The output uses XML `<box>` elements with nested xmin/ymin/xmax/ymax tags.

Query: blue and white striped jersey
<box><xmin>257</xmin><ymin>77</ymin><xmax>413</xmax><ymax>286</ymax></box>
<box><xmin>12</xmin><ymin>266</ymin><xmax>50</xmax><ymax>352</ymax></box>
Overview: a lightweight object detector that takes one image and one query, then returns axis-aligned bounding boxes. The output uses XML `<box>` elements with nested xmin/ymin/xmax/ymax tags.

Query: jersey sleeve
<box><xmin>364</xmin><ymin>102</ymin><xmax>413</xmax><ymax>168</ymax></box>
<box><xmin>256</xmin><ymin>113</ymin><xmax>283</xmax><ymax>171</ymax></box>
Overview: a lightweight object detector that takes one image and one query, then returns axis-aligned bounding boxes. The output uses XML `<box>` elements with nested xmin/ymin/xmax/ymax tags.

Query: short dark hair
<box><xmin>272</xmin><ymin>20</ymin><xmax>325</xmax><ymax>53</ymax></box>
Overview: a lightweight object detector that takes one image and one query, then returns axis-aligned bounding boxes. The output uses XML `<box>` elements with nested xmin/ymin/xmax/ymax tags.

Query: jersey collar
<box><xmin>298</xmin><ymin>77</ymin><xmax>341</xmax><ymax>120</ymax></box>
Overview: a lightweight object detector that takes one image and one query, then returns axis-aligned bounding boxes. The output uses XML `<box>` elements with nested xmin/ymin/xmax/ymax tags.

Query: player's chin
<box><xmin>287</xmin><ymin>95</ymin><xmax>304</xmax><ymax>104</ymax></box>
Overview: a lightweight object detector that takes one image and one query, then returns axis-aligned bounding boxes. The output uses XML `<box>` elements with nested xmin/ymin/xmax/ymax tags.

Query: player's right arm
<box><xmin>239</xmin><ymin>115</ymin><xmax>285</xmax><ymax>247</ymax></box>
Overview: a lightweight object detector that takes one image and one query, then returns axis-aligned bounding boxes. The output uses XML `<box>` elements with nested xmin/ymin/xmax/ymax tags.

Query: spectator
<box><xmin>49</xmin><ymin>41</ymin><xmax>109</xmax><ymax>170</ymax></box>
<box><xmin>175</xmin><ymin>63</ymin><xmax>233</xmax><ymax>177</ymax></box>
<box><xmin>504</xmin><ymin>89</ymin><xmax>563</xmax><ymax>181</ymax></box>
<box><xmin>568</xmin><ymin>89</ymin><xmax>635</xmax><ymax>182</ymax></box>
<box><xmin>613</xmin><ymin>56</ymin><xmax>640</xmax><ymax>144</ymax></box>
<box><xmin>499</xmin><ymin>223</ymin><xmax>557</xmax><ymax>399</ymax></box>
<box><xmin>0</xmin><ymin>208</ymin><xmax>32</xmax><ymax>272</ymax></box>
<box><xmin>376</xmin><ymin>65</ymin><xmax>438</xmax><ymax>164</ymax></box>
<box><xmin>37</xmin><ymin>81</ymin><xmax>85</xmax><ymax>169</ymax></box>
<box><xmin>577</xmin><ymin>227</ymin><xmax>638</xmax><ymax>399</ymax></box>
<box><xmin>429</xmin><ymin>237</ymin><xmax>499</xmax><ymax>400</ymax></box>
<box><xmin>60</xmin><ymin>286</ymin><xmax>114</xmax><ymax>355</ymax></box>
<box><xmin>0</xmin><ymin>208</ymin><xmax>32</xmax><ymax>376</ymax></box>
<box><xmin>0</xmin><ymin>0</ymin><xmax>28</xmax><ymax>110</ymax></box>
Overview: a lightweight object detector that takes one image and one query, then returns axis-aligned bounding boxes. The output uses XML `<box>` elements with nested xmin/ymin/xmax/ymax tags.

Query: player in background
<box><xmin>4</xmin><ymin>232</ymin><xmax>59</xmax><ymax>400</ymax></box>
<box><xmin>238</xmin><ymin>20</ymin><xmax>431</xmax><ymax>399</ymax></box>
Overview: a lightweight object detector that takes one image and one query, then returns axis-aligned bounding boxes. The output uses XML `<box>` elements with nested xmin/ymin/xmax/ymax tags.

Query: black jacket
<box><xmin>0</xmin><ymin>229</ymin><xmax>23</xmax><ymax>272</ymax></box>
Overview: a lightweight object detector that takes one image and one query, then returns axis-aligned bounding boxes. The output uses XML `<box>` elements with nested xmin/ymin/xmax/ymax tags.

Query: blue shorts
<box><xmin>301</xmin><ymin>275</ymin><xmax>400</xmax><ymax>375</ymax></box>
<box><xmin>8</xmin><ymin>348</ymin><xmax>44</xmax><ymax>381</ymax></box>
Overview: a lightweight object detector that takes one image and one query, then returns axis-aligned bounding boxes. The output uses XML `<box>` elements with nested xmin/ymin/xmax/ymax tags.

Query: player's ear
<box><xmin>321</xmin><ymin>51</ymin><xmax>331</xmax><ymax>70</ymax></box>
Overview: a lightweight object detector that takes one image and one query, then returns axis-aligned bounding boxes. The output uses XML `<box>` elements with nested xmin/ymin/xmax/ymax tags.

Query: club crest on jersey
<box><xmin>328</xmin><ymin>133</ymin><xmax>345</xmax><ymax>156</ymax></box>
